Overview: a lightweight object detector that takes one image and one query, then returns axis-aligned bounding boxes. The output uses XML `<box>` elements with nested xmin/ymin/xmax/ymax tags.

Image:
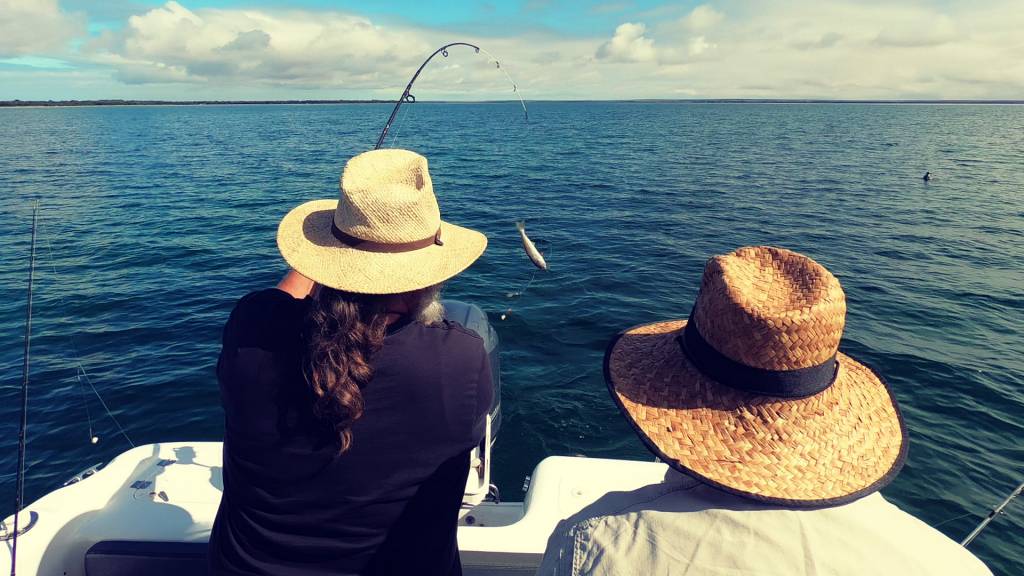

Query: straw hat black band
<box><xmin>330</xmin><ymin>221</ymin><xmax>444</xmax><ymax>253</ymax></box>
<box><xmin>679</xmin><ymin>314</ymin><xmax>839</xmax><ymax>398</ymax></box>
<box><xmin>605</xmin><ymin>247</ymin><xmax>906</xmax><ymax>505</ymax></box>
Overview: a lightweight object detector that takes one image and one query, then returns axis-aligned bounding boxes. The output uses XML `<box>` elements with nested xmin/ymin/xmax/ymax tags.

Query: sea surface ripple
<box><xmin>1</xmin><ymin>102</ymin><xmax>1021</xmax><ymax>573</ymax></box>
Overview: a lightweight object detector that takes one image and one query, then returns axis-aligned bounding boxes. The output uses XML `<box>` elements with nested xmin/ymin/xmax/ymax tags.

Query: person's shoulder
<box><xmin>538</xmin><ymin>479</ymin><xmax>705</xmax><ymax>576</ymax></box>
<box><xmin>411</xmin><ymin>319</ymin><xmax>485</xmax><ymax>351</ymax></box>
<box><xmin>234</xmin><ymin>287</ymin><xmax>301</xmax><ymax>315</ymax></box>
<box><xmin>224</xmin><ymin>288</ymin><xmax>308</xmax><ymax>349</ymax></box>
<box><xmin>439</xmin><ymin>319</ymin><xmax>485</xmax><ymax>341</ymax></box>
<box><xmin>417</xmin><ymin>318</ymin><xmax>482</xmax><ymax>337</ymax></box>
<box><xmin>230</xmin><ymin>288</ymin><xmax>305</xmax><ymax>329</ymax></box>
<box><xmin>541</xmin><ymin>486</ymin><xmax>993</xmax><ymax>576</ymax></box>
<box><xmin>847</xmin><ymin>494</ymin><xmax>994</xmax><ymax>574</ymax></box>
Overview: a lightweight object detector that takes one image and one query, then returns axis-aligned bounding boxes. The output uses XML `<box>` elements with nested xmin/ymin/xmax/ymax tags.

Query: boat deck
<box><xmin>3</xmin><ymin>442</ymin><xmax>672</xmax><ymax>575</ymax></box>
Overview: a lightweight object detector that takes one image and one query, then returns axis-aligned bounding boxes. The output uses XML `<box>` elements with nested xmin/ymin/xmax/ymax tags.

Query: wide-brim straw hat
<box><xmin>277</xmin><ymin>149</ymin><xmax>486</xmax><ymax>294</ymax></box>
<box><xmin>605</xmin><ymin>246</ymin><xmax>907</xmax><ymax>506</ymax></box>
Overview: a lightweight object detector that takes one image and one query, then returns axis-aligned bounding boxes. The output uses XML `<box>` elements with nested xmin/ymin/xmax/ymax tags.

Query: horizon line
<box><xmin>2</xmin><ymin>98</ymin><xmax>1023</xmax><ymax>108</ymax></box>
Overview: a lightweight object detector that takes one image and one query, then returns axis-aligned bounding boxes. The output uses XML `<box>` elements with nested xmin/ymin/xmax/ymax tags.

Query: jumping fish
<box><xmin>516</xmin><ymin>221</ymin><xmax>548</xmax><ymax>271</ymax></box>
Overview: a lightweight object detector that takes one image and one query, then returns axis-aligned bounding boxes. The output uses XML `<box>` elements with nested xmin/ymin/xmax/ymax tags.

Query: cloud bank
<box><xmin>84</xmin><ymin>2</ymin><xmax>432</xmax><ymax>88</ymax></box>
<box><xmin>2</xmin><ymin>0</ymin><xmax>1023</xmax><ymax>100</ymax></box>
<box><xmin>0</xmin><ymin>0</ymin><xmax>84</xmax><ymax>58</ymax></box>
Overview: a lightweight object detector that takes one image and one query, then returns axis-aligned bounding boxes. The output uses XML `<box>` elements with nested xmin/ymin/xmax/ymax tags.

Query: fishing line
<box><xmin>373</xmin><ymin>42</ymin><xmax>528</xmax><ymax>150</ymax></box>
<box><xmin>388</xmin><ymin>97</ymin><xmax>413</xmax><ymax>149</ymax></box>
<box><xmin>44</xmin><ymin>232</ymin><xmax>99</xmax><ymax>444</ymax></box>
<box><xmin>75</xmin><ymin>368</ymin><xmax>96</xmax><ymax>444</ymax></box>
<box><xmin>40</xmin><ymin>216</ymin><xmax>135</xmax><ymax>448</ymax></box>
<box><xmin>475</xmin><ymin>46</ymin><xmax>529</xmax><ymax>121</ymax></box>
<box><xmin>501</xmin><ymin>269</ymin><xmax>538</xmax><ymax>321</ymax></box>
<box><xmin>76</xmin><ymin>365</ymin><xmax>135</xmax><ymax>448</ymax></box>
<box><xmin>371</xmin><ymin>41</ymin><xmax>533</xmax><ymax>320</ymax></box>
<box><xmin>926</xmin><ymin>479</ymin><xmax>1023</xmax><ymax>547</ymax></box>
<box><xmin>932</xmin><ymin>511</ymin><xmax>977</xmax><ymax>529</ymax></box>
<box><xmin>962</xmin><ymin>479</ymin><xmax>1023</xmax><ymax>547</ymax></box>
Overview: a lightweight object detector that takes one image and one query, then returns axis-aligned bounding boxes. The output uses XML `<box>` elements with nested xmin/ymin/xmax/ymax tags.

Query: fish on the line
<box><xmin>516</xmin><ymin>220</ymin><xmax>548</xmax><ymax>271</ymax></box>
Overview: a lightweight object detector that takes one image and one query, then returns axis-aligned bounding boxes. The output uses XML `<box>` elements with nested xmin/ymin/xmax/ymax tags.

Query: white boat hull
<box><xmin>2</xmin><ymin>442</ymin><xmax>670</xmax><ymax>575</ymax></box>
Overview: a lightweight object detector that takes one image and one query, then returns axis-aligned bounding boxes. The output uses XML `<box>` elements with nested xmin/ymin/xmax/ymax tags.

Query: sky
<box><xmin>1</xmin><ymin>0</ymin><xmax>1022</xmax><ymax>100</ymax></box>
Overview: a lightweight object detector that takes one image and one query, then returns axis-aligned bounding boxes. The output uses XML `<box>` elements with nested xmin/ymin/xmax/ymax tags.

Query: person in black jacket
<box><xmin>209</xmin><ymin>148</ymin><xmax>491</xmax><ymax>576</ymax></box>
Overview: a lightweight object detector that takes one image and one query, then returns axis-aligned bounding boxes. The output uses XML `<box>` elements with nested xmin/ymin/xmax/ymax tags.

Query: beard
<box><xmin>411</xmin><ymin>284</ymin><xmax>444</xmax><ymax>326</ymax></box>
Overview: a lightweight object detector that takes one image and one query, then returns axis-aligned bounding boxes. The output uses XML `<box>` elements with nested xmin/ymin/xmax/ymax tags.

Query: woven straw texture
<box><xmin>337</xmin><ymin>149</ymin><xmax>440</xmax><ymax>243</ymax></box>
<box><xmin>277</xmin><ymin>149</ymin><xmax>486</xmax><ymax>294</ymax></box>
<box><xmin>605</xmin><ymin>246</ymin><xmax>907</xmax><ymax>505</ymax></box>
<box><xmin>695</xmin><ymin>246</ymin><xmax>846</xmax><ymax>370</ymax></box>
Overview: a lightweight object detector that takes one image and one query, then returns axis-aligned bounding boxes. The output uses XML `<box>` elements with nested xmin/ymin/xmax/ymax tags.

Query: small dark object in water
<box><xmin>922</xmin><ymin>171</ymin><xmax>931</xmax><ymax>181</ymax></box>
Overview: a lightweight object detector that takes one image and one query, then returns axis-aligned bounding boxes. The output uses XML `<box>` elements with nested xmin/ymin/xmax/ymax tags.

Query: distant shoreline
<box><xmin>1</xmin><ymin>98</ymin><xmax>1022</xmax><ymax>108</ymax></box>
<box><xmin>0</xmin><ymin>99</ymin><xmax>395</xmax><ymax>108</ymax></box>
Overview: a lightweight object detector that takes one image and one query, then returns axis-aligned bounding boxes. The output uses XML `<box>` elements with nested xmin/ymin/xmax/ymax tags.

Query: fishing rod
<box><xmin>2</xmin><ymin>205</ymin><xmax>131</xmax><ymax>573</ymax></box>
<box><xmin>8</xmin><ymin>201</ymin><xmax>39</xmax><ymax>576</ymax></box>
<box><xmin>374</xmin><ymin>41</ymin><xmax>528</xmax><ymax>150</ymax></box>
<box><xmin>961</xmin><ymin>480</ymin><xmax>1024</xmax><ymax>547</ymax></box>
<box><xmin>370</xmin><ymin>42</ymin><xmax>540</xmax><ymax>320</ymax></box>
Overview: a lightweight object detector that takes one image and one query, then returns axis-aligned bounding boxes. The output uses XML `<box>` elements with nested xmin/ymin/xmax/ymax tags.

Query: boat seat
<box><xmin>85</xmin><ymin>540</ymin><xmax>208</xmax><ymax>576</ymax></box>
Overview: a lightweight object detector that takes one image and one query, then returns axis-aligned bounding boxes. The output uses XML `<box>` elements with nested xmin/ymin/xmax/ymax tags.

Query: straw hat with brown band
<box><xmin>605</xmin><ymin>246</ymin><xmax>908</xmax><ymax>506</ymax></box>
<box><xmin>277</xmin><ymin>148</ymin><xmax>487</xmax><ymax>295</ymax></box>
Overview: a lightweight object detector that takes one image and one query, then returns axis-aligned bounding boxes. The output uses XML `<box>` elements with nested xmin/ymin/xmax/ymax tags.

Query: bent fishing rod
<box><xmin>374</xmin><ymin>41</ymin><xmax>528</xmax><ymax>150</ymax></box>
<box><xmin>371</xmin><ymin>42</ymin><xmax>540</xmax><ymax>320</ymax></box>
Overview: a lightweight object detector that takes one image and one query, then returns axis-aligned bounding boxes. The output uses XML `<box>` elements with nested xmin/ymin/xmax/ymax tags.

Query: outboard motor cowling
<box><xmin>442</xmin><ymin>300</ymin><xmax>502</xmax><ymax>441</ymax></box>
<box><xmin>443</xmin><ymin>300</ymin><xmax>501</xmax><ymax>505</ymax></box>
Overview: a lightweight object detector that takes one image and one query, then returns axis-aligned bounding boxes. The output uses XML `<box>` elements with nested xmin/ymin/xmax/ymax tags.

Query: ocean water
<box><xmin>0</xmin><ymin>102</ymin><xmax>1021</xmax><ymax>573</ymax></box>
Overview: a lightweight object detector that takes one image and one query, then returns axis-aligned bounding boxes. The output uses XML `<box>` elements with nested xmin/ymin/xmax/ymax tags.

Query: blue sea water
<box><xmin>0</xmin><ymin>102</ymin><xmax>1021</xmax><ymax>573</ymax></box>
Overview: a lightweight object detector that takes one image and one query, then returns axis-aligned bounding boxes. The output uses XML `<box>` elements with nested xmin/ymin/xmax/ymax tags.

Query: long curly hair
<box><xmin>304</xmin><ymin>285</ymin><xmax>442</xmax><ymax>453</ymax></box>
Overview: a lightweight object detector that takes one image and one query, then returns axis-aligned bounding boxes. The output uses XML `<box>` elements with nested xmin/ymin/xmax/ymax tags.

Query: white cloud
<box><xmin>3</xmin><ymin>0</ymin><xmax>1024</xmax><ymax>100</ymax></box>
<box><xmin>874</xmin><ymin>13</ymin><xmax>958</xmax><ymax>47</ymax></box>
<box><xmin>639</xmin><ymin>0</ymin><xmax>1024</xmax><ymax>99</ymax></box>
<box><xmin>792</xmin><ymin>32</ymin><xmax>844</xmax><ymax>51</ymax></box>
<box><xmin>0</xmin><ymin>0</ymin><xmax>85</xmax><ymax>57</ymax></box>
<box><xmin>86</xmin><ymin>1</ymin><xmax>433</xmax><ymax>87</ymax></box>
<box><xmin>688</xmin><ymin>35</ymin><xmax>715</xmax><ymax>57</ymax></box>
<box><xmin>681</xmin><ymin>5</ymin><xmax>724</xmax><ymax>32</ymax></box>
<box><xmin>596</xmin><ymin>22</ymin><xmax>657</xmax><ymax>62</ymax></box>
